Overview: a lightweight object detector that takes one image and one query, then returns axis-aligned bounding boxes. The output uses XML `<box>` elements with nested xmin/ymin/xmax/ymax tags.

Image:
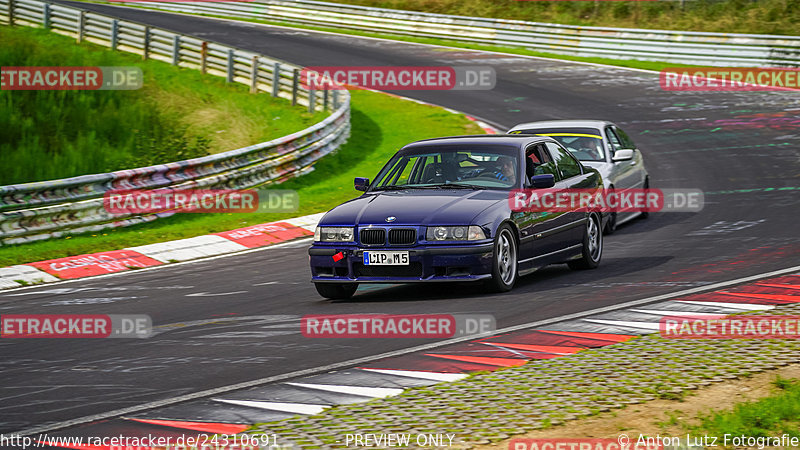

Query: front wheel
<box><xmin>604</xmin><ymin>186</ymin><xmax>617</xmax><ymax>235</ymax></box>
<box><xmin>639</xmin><ymin>177</ymin><xmax>650</xmax><ymax>219</ymax></box>
<box><xmin>315</xmin><ymin>282</ymin><xmax>358</xmax><ymax>299</ymax></box>
<box><xmin>568</xmin><ymin>214</ymin><xmax>603</xmax><ymax>270</ymax></box>
<box><xmin>486</xmin><ymin>224</ymin><xmax>518</xmax><ymax>292</ymax></box>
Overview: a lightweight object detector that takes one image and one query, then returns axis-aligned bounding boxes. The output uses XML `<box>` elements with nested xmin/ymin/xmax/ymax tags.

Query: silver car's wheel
<box><xmin>640</xmin><ymin>177</ymin><xmax>650</xmax><ymax>219</ymax></box>
<box><xmin>604</xmin><ymin>186</ymin><xmax>617</xmax><ymax>234</ymax></box>
<box><xmin>487</xmin><ymin>225</ymin><xmax>518</xmax><ymax>292</ymax></box>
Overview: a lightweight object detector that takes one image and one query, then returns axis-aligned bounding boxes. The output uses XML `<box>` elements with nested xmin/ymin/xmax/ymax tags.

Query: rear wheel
<box><xmin>314</xmin><ymin>283</ymin><xmax>358</xmax><ymax>299</ymax></box>
<box><xmin>486</xmin><ymin>224</ymin><xmax>518</xmax><ymax>292</ymax></box>
<box><xmin>568</xmin><ymin>214</ymin><xmax>603</xmax><ymax>270</ymax></box>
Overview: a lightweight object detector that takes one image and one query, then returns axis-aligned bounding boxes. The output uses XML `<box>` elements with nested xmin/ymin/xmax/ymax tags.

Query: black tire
<box><xmin>640</xmin><ymin>177</ymin><xmax>650</xmax><ymax>219</ymax></box>
<box><xmin>568</xmin><ymin>214</ymin><xmax>603</xmax><ymax>270</ymax></box>
<box><xmin>314</xmin><ymin>283</ymin><xmax>358</xmax><ymax>299</ymax></box>
<box><xmin>604</xmin><ymin>186</ymin><xmax>617</xmax><ymax>235</ymax></box>
<box><xmin>486</xmin><ymin>224</ymin><xmax>518</xmax><ymax>292</ymax></box>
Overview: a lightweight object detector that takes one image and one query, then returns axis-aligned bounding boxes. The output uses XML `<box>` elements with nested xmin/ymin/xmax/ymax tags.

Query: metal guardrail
<box><xmin>115</xmin><ymin>0</ymin><xmax>800</xmax><ymax>67</ymax></box>
<box><xmin>0</xmin><ymin>0</ymin><xmax>351</xmax><ymax>245</ymax></box>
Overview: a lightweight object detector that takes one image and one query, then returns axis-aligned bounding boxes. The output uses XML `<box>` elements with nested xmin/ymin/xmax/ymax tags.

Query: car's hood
<box><xmin>321</xmin><ymin>189</ymin><xmax>508</xmax><ymax>226</ymax></box>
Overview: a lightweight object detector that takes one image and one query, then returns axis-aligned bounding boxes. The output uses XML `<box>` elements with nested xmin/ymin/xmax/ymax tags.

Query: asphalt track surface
<box><xmin>2</xmin><ymin>1</ymin><xmax>800</xmax><ymax>437</ymax></box>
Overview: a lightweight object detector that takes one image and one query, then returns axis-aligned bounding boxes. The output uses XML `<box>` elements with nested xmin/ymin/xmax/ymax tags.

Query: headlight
<box><xmin>426</xmin><ymin>225</ymin><xmax>486</xmax><ymax>241</ymax></box>
<box><xmin>315</xmin><ymin>226</ymin><xmax>354</xmax><ymax>242</ymax></box>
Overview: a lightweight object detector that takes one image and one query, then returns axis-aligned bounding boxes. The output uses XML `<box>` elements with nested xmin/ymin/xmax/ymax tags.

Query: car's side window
<box><xmin>605</xmin><ymin>127</ymin><xmax>624</xmax><ymax>154</ymax></box>
<box><xmin>614</xmin><ymin>126</ymin><xmax>637</xmax><ymax>150</ymax></box>
<box><xmin>526</xmin><ymin>143</ymin><xmax>559</xmax><ymax>181</ymax></box>
<box><xmin>545</xmin><ymin>142</ymin><xmax>582</xmax><ymax>180</ymax></box>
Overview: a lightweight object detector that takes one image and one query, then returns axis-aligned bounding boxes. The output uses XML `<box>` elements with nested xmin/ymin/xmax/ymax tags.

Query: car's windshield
<box><xmin>371</xmin><ymin>145</ymin><xmax>519</xmax><ymax>190</ymax></box>
<box><xmin>512</xmin><ymin>128</ymin><xmax>606</xmax><ymax>162</ymax></box>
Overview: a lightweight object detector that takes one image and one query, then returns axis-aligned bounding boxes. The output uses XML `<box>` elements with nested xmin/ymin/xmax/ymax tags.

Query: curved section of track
<box><xmin>2</xmin><ymin>2</ymin><xmax>799</xmax><ymax>435</ymax></box>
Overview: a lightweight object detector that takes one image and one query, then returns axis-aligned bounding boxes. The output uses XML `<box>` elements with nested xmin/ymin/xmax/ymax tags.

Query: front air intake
<box><xmin>360</xmin><ymin>228</ymin><xmax>386</xmax><ymax>245</ymax></box>
<box><xmin>388</xmin><ymin>228</ymin><xmax>416</xmax><ymax>245</ymax></box>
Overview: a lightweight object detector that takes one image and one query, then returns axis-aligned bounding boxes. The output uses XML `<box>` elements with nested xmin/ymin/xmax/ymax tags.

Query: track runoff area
<box><xmin>3</xmin><ymin>2</ymin><xmax>800</xmax><ymax>449</ymax></box>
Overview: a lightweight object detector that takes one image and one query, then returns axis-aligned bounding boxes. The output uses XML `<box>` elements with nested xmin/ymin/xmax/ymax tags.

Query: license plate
<box><xmin>363</xmin><ymin>251</ymin><xmax>409</xmax><ymax>266</ymax></box>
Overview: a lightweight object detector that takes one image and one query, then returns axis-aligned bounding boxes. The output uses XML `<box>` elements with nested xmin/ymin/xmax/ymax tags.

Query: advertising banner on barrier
<box><xmin>214</xmin><ymin>222</ymin><xmax>312</xmax><ymax>248</ymax></box>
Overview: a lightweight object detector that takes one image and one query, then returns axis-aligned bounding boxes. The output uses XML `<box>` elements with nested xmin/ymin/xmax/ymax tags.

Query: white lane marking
<box><xmin>0</xmin><ymin>238</ymin><xmax>313</xmax><ymax>295</ymax></box>
<box><xmin>286</xmin><ymin>382</ymin><xmax>403</xmax><ymax>398</ymax></box>
<box><xmin>253</xmin><ymin>281</ymin><xmax>279</xmax><ymax>286</ymax></box>
<box><xmin>481</xmin><ymin>342</ymin><xmax>569</xmax><ymax>356</ymax></box>
<box><xmin>629</xmin><ymin>309</ymin><xmax>727</xmax><ymax>317</ymax></box>
<box><xmin>186</xmin><ymin>291</ymin><xmax>248</xmax><ymax>297</ymax></box>
<box><xmin>212</xmin><ymin>399</ymin><xmax>327</xmax><ymax>415</ymax></box>
<box><xmin>676</xmin><ymin>300</ymin><xmax>774</xmax><ymax>311</ymax></box>
<box><xmin>360</xmin><ymin>368</ymin><xmax>468</xmax><ymax>382</ymax></box>
<box><xmin>582</xmin><ymin>319</ymin><xmax>663</xmax><ymax>331</ymax></box>
<box><xmin>5</xmin><ymin>287</ymin><xmax>98</xmax><ymax>296</ymax></box>
<box><xmin>4</xmin><ymin>285</ymin><xmax>195</xmax><ymax>296</ymax></box>
<box><xmin>12</xmin><ymin>265</ymin><xmax>800</xmax><ymax>437</ymax></box>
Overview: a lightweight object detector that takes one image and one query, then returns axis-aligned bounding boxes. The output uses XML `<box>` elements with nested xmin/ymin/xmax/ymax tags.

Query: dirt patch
<box><xmin>475</xmin><ymin>363</ymin><xmax>800</xmax><ymax>449</ymax></box>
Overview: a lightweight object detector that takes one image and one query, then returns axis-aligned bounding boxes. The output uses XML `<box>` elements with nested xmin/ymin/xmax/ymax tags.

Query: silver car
<box><xmin>507</xmin><ymin>120</ymin><xmax>649</xmax><ymax>234</ymax></box>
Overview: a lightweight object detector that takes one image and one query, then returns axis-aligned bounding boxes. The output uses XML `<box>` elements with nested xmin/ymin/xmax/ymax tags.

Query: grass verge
<box><xmin>0</xmin><ymin>24</ymin><xmax>326</xmax><ymax>186</ymax></box>
<box><xmin>0</xmin><ymin>90</ymin><xmax>484</xmax><ymax>267</ymax></box>
<box><xmin>689</xmin><ymin>376</ymin><xmax>800</xmax><ymax>438</ymax></box>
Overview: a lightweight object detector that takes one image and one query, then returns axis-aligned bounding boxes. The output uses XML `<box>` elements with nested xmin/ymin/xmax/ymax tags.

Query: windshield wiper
<box><xmin>423</xmin><ymin>183</ymin><xmax>486</xmax><ymax>190</ymax></box>
<box><xmin>372</xmin><ymin>185</ymin><xmax>410</xmax><ymax>191</ymax></box>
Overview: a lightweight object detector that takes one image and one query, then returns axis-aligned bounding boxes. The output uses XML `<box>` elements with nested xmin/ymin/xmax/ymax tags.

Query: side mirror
<box><xmin>354</xmin><ymin>177</ymin><xmax>370</xmax><ymax>191</ymax></box>
<box><xmin>612</xmin><ymin>149</ymin><xmax>634</xmax><ymax>162</ymax></box>
<box><xmin>527</xmin><ymin>174</ymin><xmax>555</xmax><ymax>189</ymax></box>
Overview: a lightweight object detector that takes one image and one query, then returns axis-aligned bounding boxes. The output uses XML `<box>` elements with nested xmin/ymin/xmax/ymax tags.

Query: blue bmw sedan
<box><xmin>308</xmin><ymin>135</ymin><xmax>605</xmax><ymax>299</ymax></box>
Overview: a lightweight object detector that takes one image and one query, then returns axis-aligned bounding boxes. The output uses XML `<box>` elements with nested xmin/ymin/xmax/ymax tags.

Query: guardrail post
<box><xmin>249</xmin><ymin>56</ymin><xmax>259</xmax><ymax>93</ymax></box>
<box><xmin>200</xmin><ymin>41</ymin><xmax>208</xmax><ymax>74</ymax></box>
<box><xmin>172</xmin><ymin>35</ymin><xmax>180</xmax><ymax>65</ymax></box>
<box><xmin>332</xmin><ymin>90</ymin><xmax>339</xmax><ymax>110</ymax></box>
<box><xmin>308</xmin><ymin>88</ymin><xmax>316</xmax><ymax>113</ymax></box>
<box><xmin>42</xmin><ymin>3</ymin><xmax>50</xmax><ymax>29</ymax></box>
<box><xmin>271</xmin><ymin>62</ymin><xmax>280</xmax><ymax>97</ymax></box>
<box><xmin>226</xmin><ymin>49</ymin><xmax>234</xmax><ymax>83</ymax></box>
<box><xmin>323</xmin><ymin>85</ymin><xmax>329</xmax><ymax>111</ymax></box>
<box><xmin>8</xmin><ymin>0</ymin><xmax>14</xmax><ymax>26</ymax></box>
<box><xmin>76</xmin><ymin>10</ymin><xmax>85</xmax><ymax>43</ymax></box>
<box><xmin>143</xmin><ymin>26</ymin><xmax>150</xmax><ymax>60</ymax></box>
<box><xmin>291</xmin><ymin>68</ymin><xmax>299</xmax><ymax>106</ymax></box>
<box><xmin>111</xmin><ymin>19</ymin><xmax>119</xmax><ymax>50</ymax></box>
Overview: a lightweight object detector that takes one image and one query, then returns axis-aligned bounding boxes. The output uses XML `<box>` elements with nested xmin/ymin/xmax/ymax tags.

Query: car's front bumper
<box><xmin>309</xmin><ymin>243</ymin><xmax>494</xmax><ymax>283</ymax></box>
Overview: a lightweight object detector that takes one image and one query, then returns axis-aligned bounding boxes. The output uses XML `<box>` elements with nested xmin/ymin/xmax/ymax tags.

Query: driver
<box><xmin>574</xmin><ymin>137</ymin><xmax>601</xmax><ymax>160</ymax></box>
<box><xmin>494</xmin><ymin>156</ymin><xmax>516</xmax><ymax>183</ymax></box>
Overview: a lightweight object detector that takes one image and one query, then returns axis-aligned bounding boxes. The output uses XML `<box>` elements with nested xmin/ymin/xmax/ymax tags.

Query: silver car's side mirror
<box><xmin>612</xmin><ymin>149</ymin><xmax>634</xmax><ymax>162</ymax></box>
